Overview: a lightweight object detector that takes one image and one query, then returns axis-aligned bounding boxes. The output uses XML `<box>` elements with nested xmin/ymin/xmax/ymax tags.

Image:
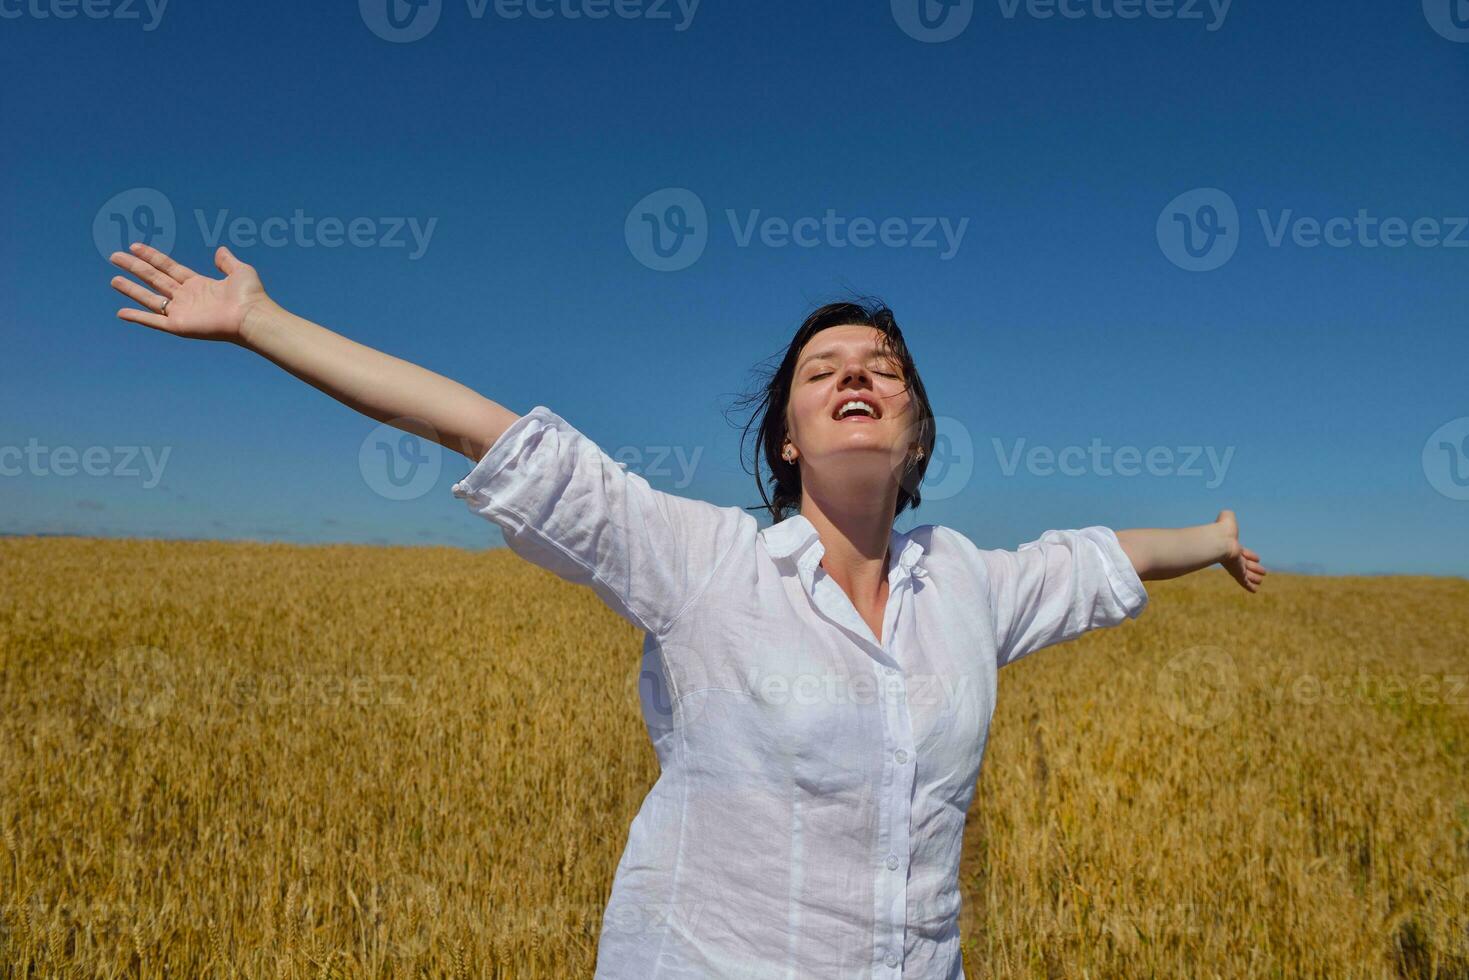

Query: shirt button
<box><xmin>894</xmin><ymin>749</ymin><xmax>909</xmax><ymax>764</ymax></box>
<box><xmin>885</xmin><ymin>854</ymin><xmax>899</xmax><ymax>870</ymax></box>
<box><xmin>885</xmin><ymin>952</ymin><xmax>900</xmax><ymax>968</ymax></box>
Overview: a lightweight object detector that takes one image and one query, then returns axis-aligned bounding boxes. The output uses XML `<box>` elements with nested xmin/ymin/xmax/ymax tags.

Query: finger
<box><xmin>128</xmin><ymin>241</ymin><xmax>197</xmax><ymax>282</ymax></box>
<box><xmin>109</xmin><ymin>275</ymin><xmax>168</xmax><ymax>313</ymax></box>
<box><xmin>109</xmin><ymin>252</ymin><xmax>179</xmax><ymax>297</ymax></box>
<box><xmin>214</xmin><ymin>244</ymin><xmax>246</xmax><ymax>276</ymax></box>
<box><xmin>1243</xmin><ymin>547</ymin><xmax>1260</xmax><ymax>561</ymax></box>
<box><xmin>117</xmin><ymin>306</ymin><xmax>172</xmax><ymax>332</ymax></box>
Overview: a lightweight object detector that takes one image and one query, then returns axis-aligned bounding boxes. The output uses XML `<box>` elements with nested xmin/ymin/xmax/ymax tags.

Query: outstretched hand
<box><xmin>109</xmin><ymin>243</ymin><xmax>271</xmax><ymax>344</ymax></box>
<box><xmin>1216</xmin><ymin>509</ymin><xmax>1267</xmax><ymax>593</ymax></box>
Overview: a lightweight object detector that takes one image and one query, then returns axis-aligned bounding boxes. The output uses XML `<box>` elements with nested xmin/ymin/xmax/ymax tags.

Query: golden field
<box><xmin>1</xmin><ymin>535</ymin><xmax>1466</xmax><ymax>979</ymax></box>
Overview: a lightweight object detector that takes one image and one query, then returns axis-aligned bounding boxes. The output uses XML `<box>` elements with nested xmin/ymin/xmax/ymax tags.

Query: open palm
<box><xmin>108</xmin><ymin>243</ymin><xmax>269</xmax><ymax>343</ymax></box>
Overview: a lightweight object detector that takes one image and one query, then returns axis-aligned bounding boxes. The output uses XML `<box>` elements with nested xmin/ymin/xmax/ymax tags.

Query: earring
<box><xmin>782</xmin><ymin>447</ymin><xmax>796</xmax><ymax>462</ymax></box>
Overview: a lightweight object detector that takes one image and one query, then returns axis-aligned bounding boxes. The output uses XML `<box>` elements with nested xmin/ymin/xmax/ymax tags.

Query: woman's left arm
<box><xmin>1116</xmin><ymin>510</ymin><xmax>1267</xmax><ymax>593</ymax></box>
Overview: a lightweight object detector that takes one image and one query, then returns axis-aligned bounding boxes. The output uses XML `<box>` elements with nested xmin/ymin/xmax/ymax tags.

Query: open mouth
<box><xmin>832</xmin><ymin>397</ymin><xmax>881</xmax><ymax>422</ymax></box>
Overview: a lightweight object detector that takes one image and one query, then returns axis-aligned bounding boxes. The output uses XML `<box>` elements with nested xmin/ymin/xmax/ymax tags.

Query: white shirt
<box><xmin>453</xmin><ymin>406</ymin><xmax>1149</xmax><ymax>979</ymax></box>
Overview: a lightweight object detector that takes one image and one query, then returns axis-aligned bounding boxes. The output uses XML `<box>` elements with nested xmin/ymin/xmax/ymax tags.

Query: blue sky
<box><xmin>3</xmin><ymin>0</ymin><xmax>1467</xmax><ymax>576</ymax></box>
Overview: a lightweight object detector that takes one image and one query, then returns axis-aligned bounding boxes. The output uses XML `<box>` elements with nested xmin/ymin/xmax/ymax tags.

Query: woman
<box><xmin>108</xmin><ymin>243</ymin><xmax>1266</xmax><ymax>979</ymax></box>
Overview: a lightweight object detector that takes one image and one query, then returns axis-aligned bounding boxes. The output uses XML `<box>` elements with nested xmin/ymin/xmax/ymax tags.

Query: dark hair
<box><xmin>726</xmin><ymin>298</ymin><xmax>936</xmax><ymax>524</ymax></box>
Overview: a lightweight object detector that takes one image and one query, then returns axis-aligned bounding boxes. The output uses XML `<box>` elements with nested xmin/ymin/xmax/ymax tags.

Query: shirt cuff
<box><xmin>1085</xmin><ymin>525</ymin><xmax>1149</xmax><ymax>617</ymax></box>
<box><xmin>451</xmin><ymin>405</ymin><xmax>563</xmax><ymax>513</ymax></box>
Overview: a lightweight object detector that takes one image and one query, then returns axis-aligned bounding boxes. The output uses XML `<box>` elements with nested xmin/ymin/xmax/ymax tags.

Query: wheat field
<box><xmin>1</xmin><ymin>535</ymin><xmax>1466</xmax><ymax>978</ymax></box>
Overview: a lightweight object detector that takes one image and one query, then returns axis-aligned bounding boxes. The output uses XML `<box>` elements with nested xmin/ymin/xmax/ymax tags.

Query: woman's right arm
<box><xmin>108</xmin><ymin>242</ymin><xmax>518</xmax><ymax>461</ymax></box>
<box><xmin>111</xmin><ymin>241</ymin><xmax>749</xmax><ymax>636</ymax></box>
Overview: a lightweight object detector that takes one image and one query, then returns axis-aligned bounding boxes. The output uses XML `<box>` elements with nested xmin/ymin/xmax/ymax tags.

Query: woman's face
<box><xmin>783</xmin><ymin>324</ymin><xmax>918</xmax><ymax>489</ymax></box>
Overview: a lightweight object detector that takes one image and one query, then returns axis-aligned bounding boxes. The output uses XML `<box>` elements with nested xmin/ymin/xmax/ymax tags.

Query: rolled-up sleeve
<box><xmin>451</xmin><ymin>406</ymin><xmax>743</xmax><ymax>637</ymax></box>
<box><xmin>980</xmin><ymin>526</ymin><xmax>1148</xmax><ymax>668</ymax></box>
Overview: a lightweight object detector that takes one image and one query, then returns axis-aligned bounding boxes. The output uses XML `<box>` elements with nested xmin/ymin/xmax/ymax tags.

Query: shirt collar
<box><xmin>760</xmin><ymin>512</ymin><xmax>928</xmax><ymax>581</ymax></box>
